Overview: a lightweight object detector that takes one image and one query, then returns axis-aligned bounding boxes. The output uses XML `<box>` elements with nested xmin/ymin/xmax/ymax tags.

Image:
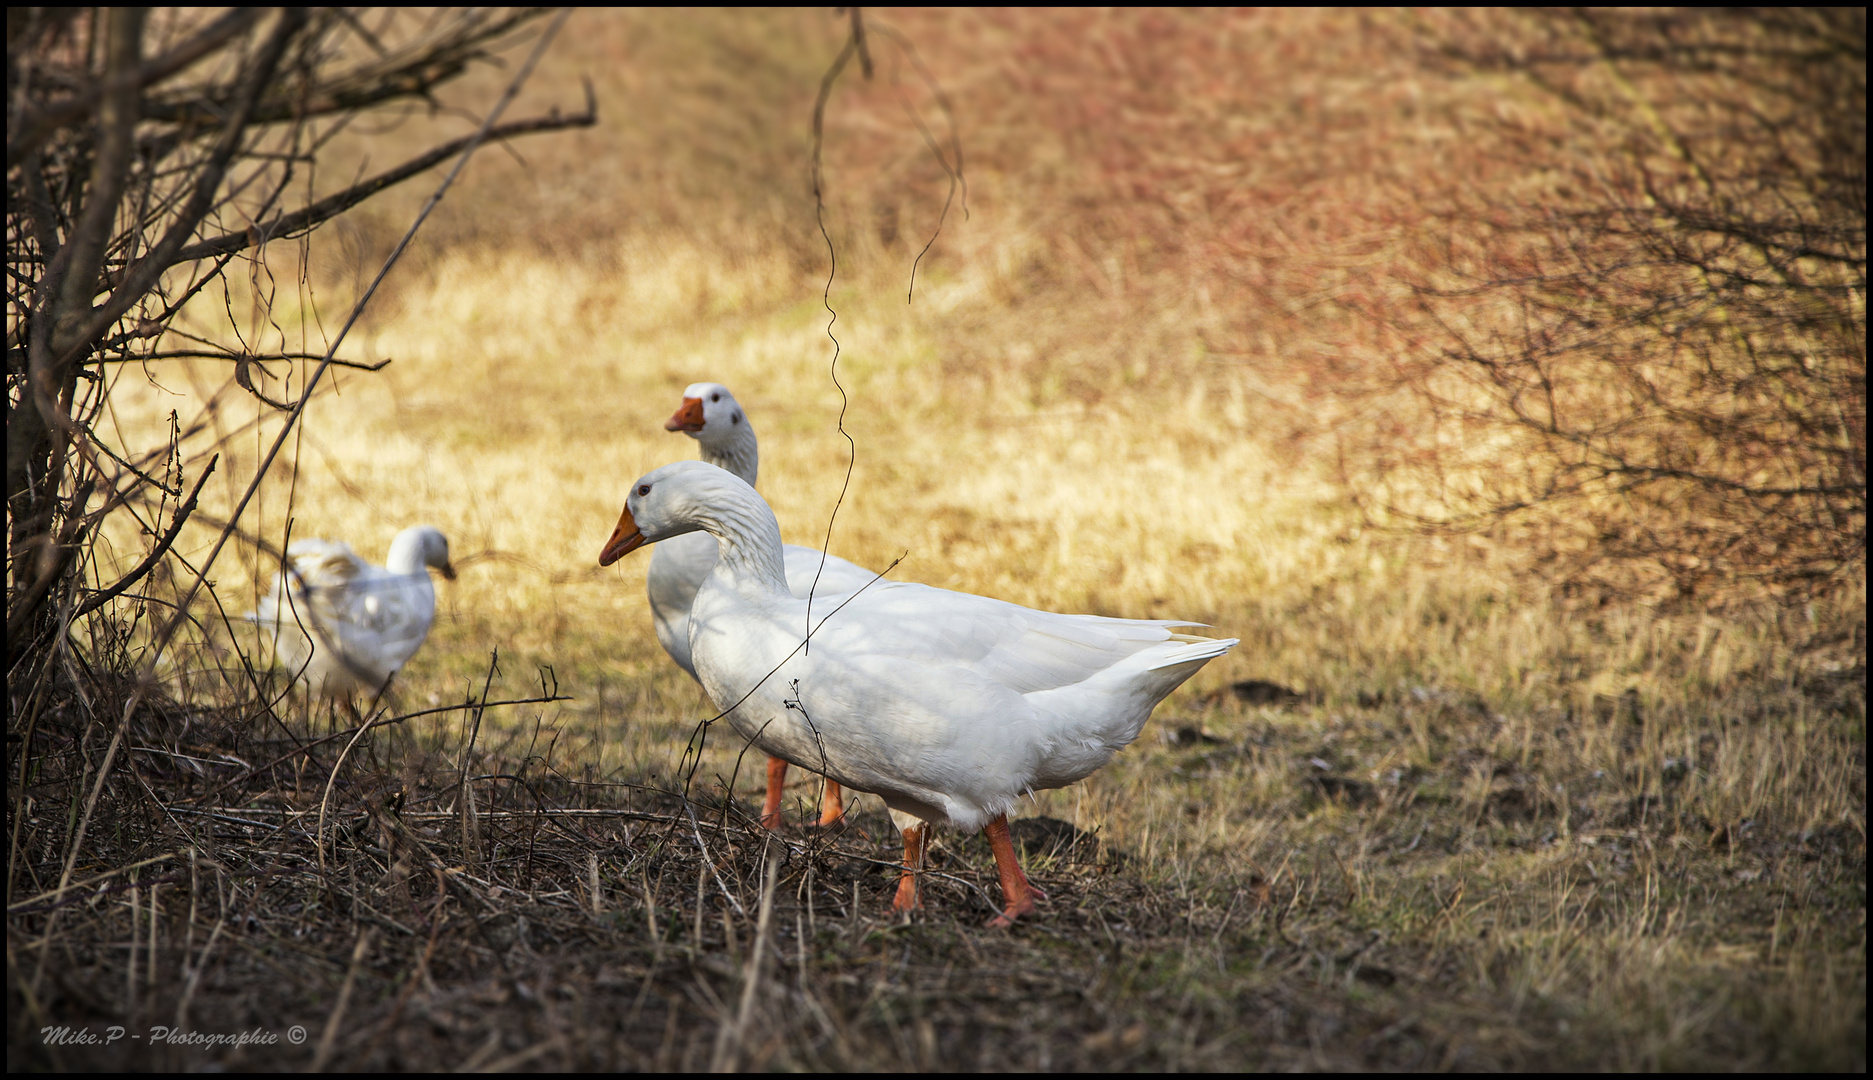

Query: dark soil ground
<box><xmin>8</xmin><ymin>664</ymin><xmax>1864</xmax><ymax>1071</ymax></box>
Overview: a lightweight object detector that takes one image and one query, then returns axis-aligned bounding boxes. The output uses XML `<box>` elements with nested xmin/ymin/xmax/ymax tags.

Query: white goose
<box><xmin>649</xmin><ymin>382</ymin><xmax>877</xmax><ymax>829</ymax></box>
<box><xmin>600</xmin><ymin>461</ymin><xmax>1236</xmax><ymax>926</ymax></box>
<box><xmin>249</xmin><ymin>525</ymin><xmax>455</xmax><ymax>703</ymax></box>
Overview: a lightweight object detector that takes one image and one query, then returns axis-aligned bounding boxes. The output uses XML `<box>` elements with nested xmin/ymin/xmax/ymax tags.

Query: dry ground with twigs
<box><xmin>9</xmin><ymin>8</ymin><xmax>1864</xmax><ymax>1071</ymax></box>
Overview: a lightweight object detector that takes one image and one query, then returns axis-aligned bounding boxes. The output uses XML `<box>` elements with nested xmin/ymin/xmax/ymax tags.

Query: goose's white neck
<box><xmin>384</xmin><ymin>527</ymin><xmax>431</xmax><ymax>576</ymax></box>
<box><xmin>698</xmin><ymin>417</ymin><xmax>759</xmax><ymax>487</ymax></box>
<box><xmin>687</xmin><ymin>486</ymin><xmax>786</xmax><ymax>593</ymax></box>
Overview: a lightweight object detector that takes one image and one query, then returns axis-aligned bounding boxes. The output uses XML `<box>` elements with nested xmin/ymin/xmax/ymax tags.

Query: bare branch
<box><xmin>50</xmin><ymin>8</ymin><xmax>145</xmax><ymax>333</ymax></box>
<box><xmin>154</xmin><ymin>99</ymin><xmax>599</xmax><ymax>271</ymax></box>
<box><xmin>103</xmin><ymin>350</ymin><xmax>391</xmax><ymax>373</ymax></box>
<box><xmin>4</xmin><ymin>8</ymin><xmax>263</xmax><ymax>169</ymax></box>
<box><xmin>52</xmin><ymin>9</ymin><xmax>307</xmax><ymax>364</ymax></box>
<box><xmin>135</xmin><ymin>9</ymin><xmax>552</xmax><ymax>127</ymax></box>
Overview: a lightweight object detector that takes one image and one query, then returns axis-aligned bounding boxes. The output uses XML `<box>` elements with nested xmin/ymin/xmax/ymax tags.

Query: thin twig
<box><xmin>29</xmin><ymin>688</ymin><xmax>142</xmax><ymax>1002</ymax></box>
<box><xmin>174</xmin><ymin>917</ymin><xmax>226</xmax><ymax>1032</ymax></box>
<box><xmin>72</xmin><ymin>454</ymin><xmax>217</xmax><ymax>619</ymax></box>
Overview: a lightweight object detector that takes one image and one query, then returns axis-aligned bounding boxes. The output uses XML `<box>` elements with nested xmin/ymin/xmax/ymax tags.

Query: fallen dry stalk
<box><xmin>714</xmin><ymin>850</ymin><xmax>780</xmax><ymax>1071</ymax></box>
<box><xmin>311</xmin><ymin>929</ymin><xmax>375</xmax><ymax>1072</ymax></box>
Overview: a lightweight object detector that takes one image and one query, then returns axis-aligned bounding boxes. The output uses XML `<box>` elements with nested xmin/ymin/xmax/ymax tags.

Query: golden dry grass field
<box><xmin>13</xmin><ymin>8</ymin><xmax>1863</xmax><ymax>1071</ymax></box>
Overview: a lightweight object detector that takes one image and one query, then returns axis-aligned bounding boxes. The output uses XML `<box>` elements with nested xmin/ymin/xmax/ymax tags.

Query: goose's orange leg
<box><xmin>893</xmin><ymin>820</ymin><xmax>929</xmax><ymax>913</ymax></box>
<box><xmin>983</xmin><ymin>815</ymin><xmax>1041</xmax><ymax>927</ymax></box>
<box><xmin>760</xmin><ymin>757</ymin><xmax>788</xmax><ymax>830</ymax></box>
<box><xmin>817</xmin><ymin>780</ymin><xmax>847</xmax><ymax>826</ymax></box>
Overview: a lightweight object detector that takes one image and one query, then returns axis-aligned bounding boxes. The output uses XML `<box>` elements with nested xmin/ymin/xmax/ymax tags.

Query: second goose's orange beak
<box><xmin>599</xmin><ymin>503</ymin><xmax>646</xmax><ymax>566</ymax></box>
<box><xmin>664</xmin><ymin>397</ymin><xmax>705</xmax><ymax>433</ymax></box>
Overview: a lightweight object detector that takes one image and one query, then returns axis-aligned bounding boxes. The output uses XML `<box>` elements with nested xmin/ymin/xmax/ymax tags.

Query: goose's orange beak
<box><xmin>599</xmin><ymin>504</ymin><xmax>646</xmax><ymax>566</ymax></box>
<box><xmin>664</xmin><ymin>397</ymin><xmax>705</xmax><ymax>433</ymax></box>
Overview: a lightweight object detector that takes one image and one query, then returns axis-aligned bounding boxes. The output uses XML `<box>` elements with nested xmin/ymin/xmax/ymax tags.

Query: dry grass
<box><xmin>10</xmin><ymin>8</ymin><xmax>1864</xmax><ymax>1071</ymax></box>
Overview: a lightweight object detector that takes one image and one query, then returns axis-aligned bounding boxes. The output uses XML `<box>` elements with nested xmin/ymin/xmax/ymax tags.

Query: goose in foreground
<box><xmin>249</xmin><ymin>525</ymin><xmax>456</xmax><ymax>703</ymax></box>
<box><xmin>600</xmin><ymin>461</ymin><xmax>1236</xmax><ymax>926</ymax></box>
<box><xmin>650</xmin><ymin>382</ymin><xmax>877</xmax><ymax>829</ymax></box>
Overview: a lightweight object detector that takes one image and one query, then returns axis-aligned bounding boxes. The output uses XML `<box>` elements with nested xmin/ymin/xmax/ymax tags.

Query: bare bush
<box><xmin>5</xmin><ymin>7</ymin><xmax>592</xmax><ymax>661</ymax></box>
<box><xmin>832</xmin><ymin>10</ymin><xmax>1861</xmax><ymax>606</ymax></box>
<box><xmin>1343</xmin><ymin>8</ymin><xmax>1866</xmax><ymax>604</ymax></box>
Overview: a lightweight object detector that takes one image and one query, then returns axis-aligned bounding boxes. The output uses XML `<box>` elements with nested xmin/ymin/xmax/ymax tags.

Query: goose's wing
<box><xmin>301</xmin><ymin>565</ymin><xmax>438</xmax><ymax>675</ymax></box>
<box><xmin>256</xmin><ymin>541</ymin><xmax>434</xmax><ymax>679</ymax></box>
<box><xmin>808</xmin><ymin>580</ymin><xmax>1207</xmax><ymax>694</ymax></box>
<box><xmin>251</xmin><ymin>539</ymin><xmax>360</xmax><ymax>627</ymax></box>
<box><xmin>699</xmin><ymin>581</ymin><xmax>1232</xmax><ymax>830</ymax></box>
<box><xmin>781</xmin><ymin>544</ymin><xmax>879</xmax><ymax>599</ymax></box>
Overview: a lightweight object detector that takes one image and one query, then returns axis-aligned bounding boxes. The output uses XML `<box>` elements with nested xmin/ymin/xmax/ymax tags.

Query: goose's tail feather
<box><xmin>1147</xmin><ymin>634</ymin><xmax>1238</xmax><ymax>671</ymax></box>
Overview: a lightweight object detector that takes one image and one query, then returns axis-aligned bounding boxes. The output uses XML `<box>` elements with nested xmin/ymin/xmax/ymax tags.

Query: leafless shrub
<box><xmin>5</xmin><ymin>7</ymin><xmax>593</xmax><ymax>663</ymax></box>
<box><xmin>1344</xmin><ymin>8</ymin><xmax>1865</xmax><ymax>606</ymax></box>
<box><xmin>5</xmin><ymin>9</ymin><xmax>591</xmax><ymax>1031</ymax></box>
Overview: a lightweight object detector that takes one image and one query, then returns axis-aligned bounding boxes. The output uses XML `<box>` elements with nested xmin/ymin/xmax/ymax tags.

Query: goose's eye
<box><xmin>637</xmin><ymin>484</ymin><xmax>651</xmax><ymax>497</ymax></box>
<box><xmin>710</xmin><ymin>393</ymin><xmax>721</xmax><ymax>402</ymax></box>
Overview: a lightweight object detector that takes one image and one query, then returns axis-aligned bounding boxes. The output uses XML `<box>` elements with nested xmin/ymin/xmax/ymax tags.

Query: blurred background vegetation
<box><xmin>229</xmin><ymin>7</ymin><xmax>1864</xmax><ymax>602</ymax></box>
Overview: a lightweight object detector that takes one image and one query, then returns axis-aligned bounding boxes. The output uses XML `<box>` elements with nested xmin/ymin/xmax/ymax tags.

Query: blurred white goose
<box><xmin>650</xmin><ymin>382</ymin><xmax>877</xmax><ymax>828</ymax></box>
<box><xmin>601</xmin><ymin>461</ymin><xmax>1236</xmax><ymax>926</ymax></box>
<box><xmin>249</xmin><ymin>525</ymin><xmax>455</xmax><ymax>703</ymax></box>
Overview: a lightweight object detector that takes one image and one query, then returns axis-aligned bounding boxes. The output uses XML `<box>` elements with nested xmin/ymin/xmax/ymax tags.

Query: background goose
<box><xmin>601</xmin><ymin>461</ymin><xmax>1236</xmax><ymax>925</ymax></box>
<box><xmin>650</xmin><ymin>382</ymin><xmax>877</xmax><ymax>828</ymax></box>
<box><xmin>249</xmin><ymin>525</ymin><xmax>455</xmax><ymax>704</ymax></box>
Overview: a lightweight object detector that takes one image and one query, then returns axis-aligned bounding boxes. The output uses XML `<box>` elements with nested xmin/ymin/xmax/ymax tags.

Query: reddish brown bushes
<box><xmin>825</xmin><ymin>9</ymin><xmax>1865</xmax><ymax>603</ymax></box>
